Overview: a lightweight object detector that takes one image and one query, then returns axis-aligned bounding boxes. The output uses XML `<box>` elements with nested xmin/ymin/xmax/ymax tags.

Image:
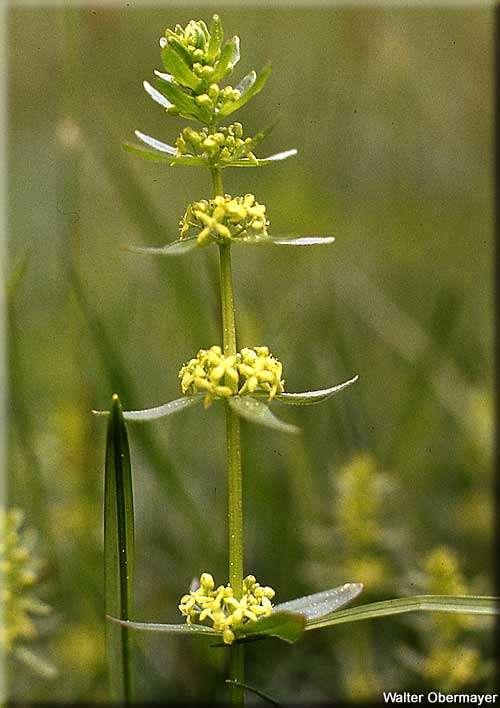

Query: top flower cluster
<box><xmin>150</xmin><ymin>15</ymin><xmax>271</xmax><ymax>126</ymax></box>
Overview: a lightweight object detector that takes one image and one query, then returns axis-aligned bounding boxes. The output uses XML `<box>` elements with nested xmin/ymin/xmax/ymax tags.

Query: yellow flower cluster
<box><xmin>161</xmin><ymin>18</ymin><xmax>242</xmax><ymax>116</ymax></box>
<box><xmin>179</xmin><ymin>345</ymin><xmax>284</xmax><ymax>406</ymax></box>
<box><xmin>179</xmin><ymin>572</ymin><xmax>275</xmax><ymax>644</ymax></box>
<box><xmin>0</xmin><ymin>509</ymin><xmax>50</xmax><ymax>652</ymax></box>
<box><xmin>176</xmin><ymin>123</ymin><xmax>258</xmax><ymax>164</ymax></box>
<box><xmin>179</xmin><ymin>194</ymin><xmax>269</xmax><ymax>245</ymax></box>
<box><xmin>163</xmin><ymin>19</ymin><xmax>221</xmax><ymax>72</ymax></box>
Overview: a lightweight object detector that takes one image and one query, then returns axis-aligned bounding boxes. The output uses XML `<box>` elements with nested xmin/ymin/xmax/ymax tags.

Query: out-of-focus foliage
<box><xmin>0</xmin><ymin>509</ymin><xmax>56</xmax><ymax>679</ymax></box>
<box><xmin>7</xmin><ymin>4</ymin><xmax>493</xmax><ymax>703</ymax></box>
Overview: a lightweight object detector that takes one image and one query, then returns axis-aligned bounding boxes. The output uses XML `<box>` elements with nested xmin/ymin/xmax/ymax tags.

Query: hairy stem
<box><xmin>212</xmin><ymin>167</ymin><xmax>245</xmax><ymax>705</ymax></box>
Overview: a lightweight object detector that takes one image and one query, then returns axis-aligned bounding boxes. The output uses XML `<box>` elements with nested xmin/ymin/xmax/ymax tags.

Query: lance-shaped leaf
<box><xmin>235</xmin><ymin>70</ymin><xmax>256</xmax><ymax>96</ymax></box>
<box><xmin>218</xmin><ymin>64</ymin><xmax>271</xmax><ymax>118</ymax></box>
<box><xmin>207</xmin><ymin>14</ymin><xmax>224</xmax><ymax>62</ymax></box>
<box><xmin>143</xmin><ymin>80</ymin><xmax>172</xmax><ymax>109</ymax></box>
<box><xmin>228</xmin><ymin>397</ymin><xmax>300</xmax><ymax>435</ymax></box>
<box><xmin>258</xmin><ymin>149</ymin><xmax>298</xmax><ymax>163</ymax></box>
<box><xmin>218</xmin><ymin>63</ymin><xmax>272</xmax><ymax>120</ymax></box>
<box><xmin>94</xmin><ymin>394</ymin><xmax>203</xmax><ymax>421</ymax></box>
<box><xmin>104</xmin><ymin>395</ymin><xmax>135</xmax><ymax>702</ymax></box>
<box><xmin>122</xmin><ymin>237</ymin><xmax>200</xmax><ymax>257</ymax></box>
<box><xmin>167</xmin><ymin>155</ymin><xmax>209</xmax><ymax>167</ymax></box>
<box><xmin>162</xmin><ymin>36</ymin><xmax>193</xmax><ymax>68</ymax></box>
<box><xmin>271</xmin><ymin>235</ymin><xmax>335</xmax><ymax>246</ymax></box>
<box><xmin>108</xmin><ymin>616</ymin><xmax>219</xmax><ymax>637</ymax></box>
<box><xmin>273</xmin><ymin>375</ymin><xmax>359</xmax><ymax>406</ymax></box>
<box><xmin>108</xmin><ymin>611</ymin><xmax>305</xmax><ymax>645</ymax></box>
<box><xmin>212</xmin><ymin>36</ymin><xmax>240</xmax><ymax>82</ymax></box>
<box><xmin>304</xmin><ymin>595</ymin><xmax>500</xmax><ymax>632</ymax></box>
<box><xmin>160</xmin><ymin>46</ymin><xmax>202</xmax><ymax>91</ymax></box>
<box><xmin>134</xmin><ymin>130</ymin><xmax>176</xmax><ymax>155</ymax></box>
<box><xmin>274</xmin><ymin>583</ymin><xmax>363</xmax><ymax>621</ymax></box>
<box><xmin>123</xmin><ymin>142</ymin><xmax>174</xmax><ymax>163</ymax></box>
<box><xmin>153</xmin><ymin>77</ymin><xmax>211</xmax><ymax>122</ymax></box>
<box><xmin>233</xmin><ymin>612</ymin><xmax>305</xmax><ymax>643</ymax></box>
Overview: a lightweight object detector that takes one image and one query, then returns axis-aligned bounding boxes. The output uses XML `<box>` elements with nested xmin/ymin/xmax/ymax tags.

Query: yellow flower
<box><xmin>179</xmin><ymin>572</ymin><xmax>276</xmax><ymax>644</ymax></box>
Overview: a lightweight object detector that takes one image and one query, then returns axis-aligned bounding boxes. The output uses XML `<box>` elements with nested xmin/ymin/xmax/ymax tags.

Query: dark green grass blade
<box><xmin>104</xmin><ymin>395</ymin><xmax>135</xmax><ymax>702</ymax></box>
<box><xmin>305</xmin><ymin>595</ymin><xmax>499</xmax><ymax>631</ymax></box>
<box><xmin>225</xmin><ymin>680</ymin><xmax>283</xmax><ymax>707</ymax></box>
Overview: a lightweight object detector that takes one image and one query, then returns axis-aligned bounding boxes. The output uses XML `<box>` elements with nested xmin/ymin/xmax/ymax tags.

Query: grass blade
<box><xmin>305</xmin><ymin>595</ymin><xmax>500</xmax><ymax>631</ymax></box>
<box><xmin>104</xmin><ymin>394</ymin><xmax>135</xmax><ymax>702</ymax></box>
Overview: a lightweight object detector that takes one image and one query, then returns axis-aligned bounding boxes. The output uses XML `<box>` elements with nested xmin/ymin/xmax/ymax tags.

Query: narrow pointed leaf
<box><xmin>122</xmin><ymin>237</ymin><xmax>200</xmax><ymax>257</ymax></box>
<box><xmin>233</xmin><ymin>612</ymin><xmax>305</xmax><ymax>643</ymax></box>
<box><xmin>212</xmin><ymin>36</ymin><xmax>240</xmax><ymax>82</ymax></box>
<box><xmin>94</xmin><ymin>395</ymin><xmax>202</xmax><ymax>421</ymax></box>
<box><xmin>134</xmin><ymin>130</ymin><xmax>176</xmax><ymax>155</ymax></box>
<box><xmin>207</xmin><ymin>14</ymin><xmax>224</xmax><ymax>62</ymax></box>
<box><xmin>218</xmin><ymin>63</ymin><xmax>272</xmax><ymax>119</ymax></box>
<box><xmin>305</xmin><ymin>595</ymin><xmax>500</xmax><ymax>631</ymax></box>
<box><xmin>153</xmin><ymin>78</ymin><xmax>210</xmax><ymax>122</ymax></box>
<box><xmin>123</xmin><ymin>142</ymin><xmax>173</xmax><ymax>163</ymax></box>
<box><xmin>271</xmin><ymin>235</ymin><xmax>335</xmax><ymax>246</ymax></box>
<box><xmin>235</xmin><ymin>70</ymin><xmax>256</xmax><ymax>95</ymax></box>
<box><xmin>274</xmin><ymin>376</ymin><xmax>359</xmax><ymax>406</ymax></box>
<box><xmin>274</xmin><ymin>583</ymin><xmax>363</xmax><ymax>620</ymax></box>
<box><xmin>259</xmin><ymin>149</ymin><xmax>298</xmax><ymax>163</ymax></box>
<box><xmin>108</xmin><ymin>616</ymin><xmax>219</xmax><ymax>636</ymax></box>
<box><xmin>143</xmin><ymin>80</ymin><xmax>172</xmax><ymax>109</ymax></box>
<box><xmin>154</xmin><ymin>69</ymin><xmax>172</xmax><ymax>83</ymax></box>
<box><xmin>162</xmin><ymin>36</ymin><xmax>193</xmax><ymax>68</ymax></box>
<box><xmin>168</xmin><ymin>155</ymin><xmax>209</xmax><ymax>167</ymax></box>
<box><xmin>228</xmin><ymin>397</ymin><xmax>300</xmax><ymax>435</ymax></box>
<box><xmin>104</xmin><ymin>395</ymin><xmax>135</xmax><ymax>701</ymax></box>
<box><xmin>160</xmin><ymin>47</ymin><xmax>202</xmax><ymax>90</ymax></box>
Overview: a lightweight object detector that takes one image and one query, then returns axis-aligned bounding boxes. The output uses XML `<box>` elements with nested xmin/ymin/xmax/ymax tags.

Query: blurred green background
<box><xmin>6</xmin><ymin>3</ymin><xmax>494</xmax><ymax>703</ymax></box>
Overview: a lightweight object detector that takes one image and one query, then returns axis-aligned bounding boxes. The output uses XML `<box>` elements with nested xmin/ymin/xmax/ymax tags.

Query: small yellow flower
<box><xmin>179</xmin><ymin>572</ymin><xmax>276</xmax><ymax>644</ymax></box>
<box><xmin>179</xmin><ymin>346</ymin><xmax>284</xmax><ymax>406</ymax></box>
<box><xmin>179</xmin><ymin>194</ymin><xmax>269</xmax><ymax>246</ymax></box>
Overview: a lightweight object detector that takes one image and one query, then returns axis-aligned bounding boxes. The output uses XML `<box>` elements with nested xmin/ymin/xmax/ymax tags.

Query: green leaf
<box><xmin>168</xmin><ymin>155</ymin><xmax>209</xmax><ymax>167</ymax></box>
<box><xmin>274</xmin><ymin>375</ymin><xmax>359</xmax><ymax>406</ymax></box>
<box><xmin>218</xmin><ymin>63</ymin><xmax>272</xmax><ymax>119</ymax></box>
<box><xmin>153</xmin><ymin>78</ymin><xmax>210</xmax><ymax>122</ymax></box>
<box><xmin>143</xmin><ymin>80</ymin><xmax>172</xmax><ymax>109</ymax></box>
<box><xmin>305</xmin><ymin>595</ymin><xmax>500</xmax><ymax>632</ymax></box>
<box><xmin>207</xmin><ymin>14</ymin><xmax>224</xmax><ymax>62</ymax></box>
<box><xmin>134</xmin><ymin>130</ymin><xmax>176</xmax><ymax>155</ymax></box>
<box><xmin>123</xmin><ymin>142</ymin><xmax>173</xmax><ymax>163</ymax></box>
<box><xmin>160</xmin><ymin>47</ymin><xmax>202</xmax><ymax>90</ymax></box>
<box><xmin>121</xmin><ymin>237</ymin><xmax>200</xmax><ymax>257</ymax></box>
<box><xmin>228</xmin><ymin>397</ymin><xmax>300</xmax><ymax>435</ymax></box>
<box><xmin>271</xmin><ymin>235</ymin><xmax>335</xmax><ymax>246</ymax></box>
<box><xmin>162</xmin><ymin>36</ymin><xmax>193</xmax><ymax>68</ymax></box>
<box><xmin>94</xmin><ymin>395</ymin><xmax>202</xmax><ymax>421</ymax></box>
<box><xmin>13</xmin><ymin>647</ymin><xmax>58</xmax><ymax>680</ymax></box>
<box><xmin>233</xmin><ymin>612</ymin><xmax>305</xmax><ymax>643</ymax></box>
<box><xmin>212</xmin><ymin>36</ymin><xmax>240</xmax><ymax>82</ymax></box>
<box><xmin>104</xmin><ymin>395</ymin><xmax>135</xmax><ymax>702</ymax></box>
<box><xmin>274</xmin><ymin>583</ymin><xmax>363</xmax><ymax>620</ymax></box>
<box><xmin>107</xmin><ymin>616</ymin><xmax>219</xmax><ymax>637</ymax></box>
<box><xmin>235</xmin><ymin>70</ymin><xmax>256</xmax><ymax>96</ymax></box>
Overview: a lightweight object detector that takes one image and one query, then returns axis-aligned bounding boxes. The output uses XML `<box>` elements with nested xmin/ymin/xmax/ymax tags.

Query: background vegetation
<box><xmin>6</xmin><ymin>4</ymin><xmax>494</xmax><ymax>703</ymax></box>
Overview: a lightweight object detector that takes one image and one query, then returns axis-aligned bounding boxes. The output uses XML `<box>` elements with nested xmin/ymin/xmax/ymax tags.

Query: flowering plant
<box><xmin>98</xmin><ymin>15</ymin><xmax>498</xmax><ymax>704</ymax></box>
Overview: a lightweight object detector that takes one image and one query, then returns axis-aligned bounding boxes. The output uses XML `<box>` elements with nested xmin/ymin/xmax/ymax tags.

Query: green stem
<box><xmin>212</xmin><ymin>167</ymin><xmax>245</xmax><ymax>705</ymax></box>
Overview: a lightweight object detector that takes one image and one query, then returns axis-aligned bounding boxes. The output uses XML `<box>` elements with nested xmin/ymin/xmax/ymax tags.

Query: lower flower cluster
<box><xmin>179</xmin><ymin>345</ymin><xmax>284</xmax><ymax>406</ymax></box>
<box><xmin>179</xmin><ymin>194</ymin><xmax>269</xmax><ymax>245</ymax></box>
<box><xmin>179</xmin><ymin>572</ymin><xmax>275</xmax><ymax>644</ymax></box>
